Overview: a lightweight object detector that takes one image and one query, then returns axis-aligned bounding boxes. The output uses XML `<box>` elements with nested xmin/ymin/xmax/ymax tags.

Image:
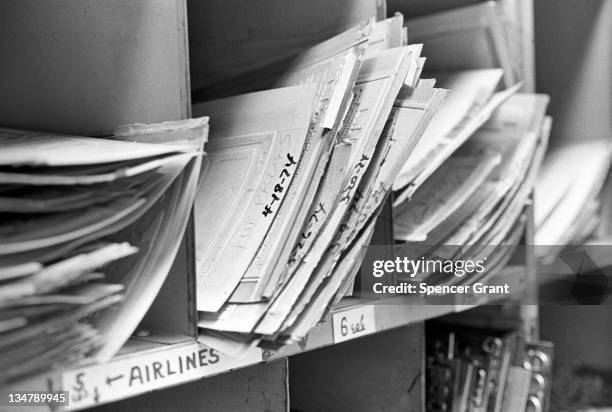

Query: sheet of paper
<box><xmin>227</xmin><ymin>24</ymin><xmax>369</xmax><ymax>312</ymax></box>
<box><xmin>0</xmin><ymin>159</ymin><xmax>189</xmax><ymax>271</ymax></box>
<box><xmin>95</xmin><ymin>152</ymin><xmax>204</xmax><ymax>361</ymax></box>
<box><xmin>466</xmin><ymin>109</ymin><xmax>548</xmax><ymax>251</ymax></box>
<box><xmin>93</xmin><ymin>118</ymin><xmax>207</xmax><ymax>361</ymax></box>
<box><xmin>459</xmin><ymin>124</ymin><xmax>549</xmax><ymax>254</ymax></box>
<box><xmin>535</xmin><ymin>140</ymin><xmax>612</xmax><ymax>248</ymax></box>
<box><xmin>393</xmin><ymin>69</ymin><xmax>503</xmax><ymax>191</ymax></box>
<box><xmin>284</xmin><ymin>217</ymin><xmax>377</xmax><ymax>341</ymax></box>
<box><xmin>0</xmin><ymin>127</ymin><xmax>192</xmax><ymax>167</ymax></box>
<box><xmin>394</xmin><ymin>153</ymin><xmax>501</xmax><ymax>242</ymax></box>
<box><xmin>0</xmin><ymin>152</ymin><xmax>195</xmax><ymax>186</ymax></box>
<box><xmin>535</xmin><ymin>140</ymin><xmax>611</xmax><ymax>228</ymax></box>
<box><xmin>442</xmin><ymin>94</ymin><xmax>550</xmax><ymax>247</ymax></box>
<box><xmin>192</xmin><ymin>85</ymin><xmax>317</xmax><ymax>312</ymax></box>
<box><xmin>228</xmin><ymin>141</ymin><xmax>352</xmax><ymax>303</ymax></box>
<box><xmin>0</xmin><ymin>243</ymin><xmax>135</xmax><ymax>302</ymax></box>
<box><xmin>0</xmin><ymin>173</ymin><xmax>155</xmax><ymax>213</ymax></box>
<box><xmin>346</xmin><ymin>88</ymin><xmax>447</xmax><ymax>246</ymax></box>
<box><xmin>0</xmin><ymin>154</ymin><xmax>190</xmax><ymax>257</ymax></box>
<box><xmin>334</xmin><ymin>86</ymin><xmax>447</xmax><ymax>252</ymax></box>
<box><xmin>393</xmin><ymin>81</ymin><xmax>521</xmax><ymax>204</ymax></box>
<box><xmin>367</xmin><ymin>14</ymin><xmax>404</xmax><ymax>52</ymax></box>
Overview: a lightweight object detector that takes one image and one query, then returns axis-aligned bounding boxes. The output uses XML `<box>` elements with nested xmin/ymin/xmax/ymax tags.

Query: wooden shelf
<box><xmin>9</xmin><ymin>265</ymin><xmax>527</xmax><ymax>411</ymax></box>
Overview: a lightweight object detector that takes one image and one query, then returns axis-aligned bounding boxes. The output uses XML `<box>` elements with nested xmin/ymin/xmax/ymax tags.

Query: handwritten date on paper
<box><xmin>262</xmin><ymin>153</ymin><xmax>297</xmax><ymax>217</ymax></box>
<box><xmin>288</xmin><ymin>201</ymin><xmax>327</xmax><ymax>266</ymax></box>
<box><xmin>338</xmin><ymin>153</ymin><xmax>370</xmax><ymax>204</ymax></box>
<box><xmin>332</xmin><ymin>305</ymin><xmax>376</xmax><ymax>343</ymax></box>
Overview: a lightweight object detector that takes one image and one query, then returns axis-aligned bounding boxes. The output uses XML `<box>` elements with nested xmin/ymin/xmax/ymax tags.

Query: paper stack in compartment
<box><xmin>192</xmin><ymin>18</ymin><xmax>447</xmax><ymax>354</ymax></box>
<box><xmin>0</xmin><ymin>118</ymin><xmax>207</xmax><ymax>382</ymax></box>
<box><xmin>394</xmin><ymin>94</ymin><xmax>551</xmax><ymax>287</ymax></box>
<box><xmin>535</xmin><ymin>140</ymin><xmax>612</xmax><ymax>263</ymax></box>
<box><xmin>393</xmin><ymin>1</ymin><xmax>526</xmax><ymax>205</ymax></box>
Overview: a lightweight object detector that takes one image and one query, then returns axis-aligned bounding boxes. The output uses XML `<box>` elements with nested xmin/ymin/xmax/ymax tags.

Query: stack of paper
<box><xmin>192</xmin><ymin>18</ymin><xmax>447</xmax><ymax>354</ymax></box>
<box><xmin>390</xmin><ymin>1</ymin><xmax>526</xmax><ymax>206</ymax></box>
<box><xmin>393</xmin><ymin>69</ymin><xmax>522</xmax><ymax>205</ymax></box>
<box><xmin>394</xmin><ymin>94</ymin><xmax>551</xmax><ymax>285</ymax></box>
<box><xmin>535</xmin><ymin>140</ymin><xmax>612</xmax><ymax>263</ymax></box>
<box><xmin>0</xmin><ymin>118</ymin><xmax>207</xmax><ymax>382</ymax></box>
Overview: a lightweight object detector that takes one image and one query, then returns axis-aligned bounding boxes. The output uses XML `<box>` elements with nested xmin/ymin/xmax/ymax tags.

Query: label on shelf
<box><xmin>61</xmin><ymin>342</ymin><xmax>262</xmax><ymax>410</ymax></box>
<box><xmin>332</xmin><ymin>305</ymin><xmax>376</xmax><ymax>343</ymax></box>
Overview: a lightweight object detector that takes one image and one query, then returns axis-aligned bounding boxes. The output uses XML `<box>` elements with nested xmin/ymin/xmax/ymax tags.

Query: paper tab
<box><xmin>332</xmin><ymin>305</ymin><xmax>376</xmax><ymax>343</ymax></box>
<box><xmin>61</xmin><ymin>342</ymin><xmax>262</xmax><ymax>410</ymax></box>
